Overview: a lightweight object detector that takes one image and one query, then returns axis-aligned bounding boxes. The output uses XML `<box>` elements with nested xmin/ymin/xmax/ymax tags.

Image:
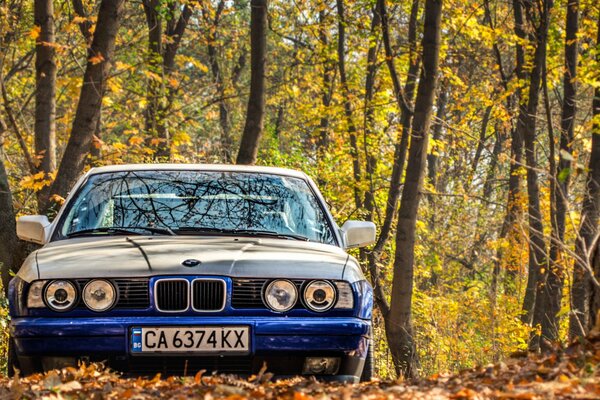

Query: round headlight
<box><xmin>83</xmin><ymin>279</ymin><xmax>116</xmax><ymax>312</ymax></box>
<box><xmin>264</xmin><ymin>279</ymin><xmax>298</xmax><ymax>312</ymax></box>
<box><xmin>44</xmin><ymin>280</ymin><xmax>77</xmax><ymax>312</ymax></box>
<box><xmin>304</xmin><ymin>280</ymin><xmax>336</xmax><ymax>312</ymax></box>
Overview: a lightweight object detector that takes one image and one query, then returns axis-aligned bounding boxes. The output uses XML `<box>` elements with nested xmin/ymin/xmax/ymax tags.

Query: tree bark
<box><xmin>71</xmin><ymin>0</ymin><xmax>101</xmax><ymax>161</ymax></box>
<box><xmin>143</xmin><ymin>1</ymin><xmax>192</xmax><ymax>160</ymax></box>
<box><xmin>71</xmin><ymin>0</ymin><xmax>93</xmax><ymax>44</ymax></box>
<box><xmin>237</xmin><ymin>0</ymin><xmax>267</xmax><ymax>165</ymax></box>
<box><xmin>482</xmin><ymin>123</ymin><xmax>505</xmax><ymax>200</ymax></box>
<box><xmin>516</xmin><ymin>0</ymin><xmax>551</xmax><ymax>351</ymax></box>
<box><xmin>387</xmin><ymin>0</ymin><xmax>442</xmax><ymax>379</ymax></box>
<box><xmin>426</xmin><ymin>84</ymin><xmax>448</xmax><ymax>231</ymax></box>
<box><xmin>372</xmin><ymin>0</ymin><xmax>420</xmax><ymax>254</ymax></box>
<box><xmin>470</xmin><ymin>105</ymin><xmax>493</xmax><ymax>184</ymax></box>
<box><xmin>34</xmin><ymin>0</ymin><xmax>57</xmax><ymax>208</ymax></box>
<box><xmin>142</xmin><ymin>0</ymin><xmax>164</xmax><ymax>157</ymax></box>
<box><xmin>363</xmin><ymin>6</ymin><xmax>381</xmax><ymax>217</ymax></box>
<box><xmin>336</xmin><ymin>0</ymin><xmax>361</xmax><ymax>209</ymax></box>
<box><xmin>426</xmin><ymin>85</ymin><xmax>448</xmax><ymax>207</ymax></box>
<box><xmin>46</xmin><ymin>0</ymin><xmax>125</xmax><ymax>210</ymax></box>
<box><xmin>572</xmin><ymin>11</ymin><xmax>600</xmax><ymax>339</ymax></box>
<box><xmin>317</xmin><ymin>9</ymin><xmax>335</xmax><ymax>158</ymax></box>
<box><xmin>366</xmin><ymin>0</ymin><xmax>421</xmax><ymax>318</ymax></box>
<box><xmin>545</xmin><ymin>0</ymin><xmax>579</xmax><ymax>343</ymax></box>
<box><xmin>204</xmin><ymin>0</ymin><xmax>234</xmax><ymax>162</ymax></box>
<box><xmin>0</xmin><ymin>145</ymin><xmax>20</xmax><ymax>295</ymax></box>
<box><xmin>485</xmin><ymin>0</ymin><xmax>523</xmax><ymax>296</ymax></box>
<box><xmin>512</xmin><ymin>0</ymin><xmax>533</xmax><ymax>324</ymax></box>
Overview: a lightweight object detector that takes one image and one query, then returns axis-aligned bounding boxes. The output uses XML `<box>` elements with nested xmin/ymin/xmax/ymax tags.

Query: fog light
<box><xmin>41</xmin><ymin>356</ymin><xmax>77</xmax><ymax>371</ymax></box>
<box><xmin>302</xmin><ymin>357</ymin><xmax>340</xmax><ymax>375</ymax></box>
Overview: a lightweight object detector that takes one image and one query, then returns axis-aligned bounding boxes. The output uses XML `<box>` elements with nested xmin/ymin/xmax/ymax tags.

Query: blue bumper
<box><xmin>11</xmin><ymin>316</ymin><xmax>370</xmax><ymax>357</ymax></box>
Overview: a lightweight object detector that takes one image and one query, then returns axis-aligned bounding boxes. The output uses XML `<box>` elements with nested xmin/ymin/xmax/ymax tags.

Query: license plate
<box><xmin>131</xmin><ymin>326</ymin><xmax>250</xmax><ymax>354</ymax></box>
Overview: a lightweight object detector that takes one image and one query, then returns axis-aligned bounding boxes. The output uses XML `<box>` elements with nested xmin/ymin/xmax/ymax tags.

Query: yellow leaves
<box><xmin>112</xmin><ymin>142</ymin><xmax>128</xmax><ymax>151</ymax></box>
<box><xmin>106</xmin><ymin>78</ymin><xmax>122</xmax><ymax>94</ymax></box>
<box><xmin>71</xmin><ymin>16</ymin><xmax>88</xmax><ymax>25</ymax></box>
<box><xmin>171</xmin><ymin>131</ymin><xmax>191</xmax><ymax>146</ymax></box>
<box><xmin>115</xmin><ymin>61</ymin><xmax>134</xmax><ymax>71</ymax></box>
<box><xmin>179</xmin><ymin>56</ymin><xmax>208</xmax><ymax>73</ymax></box>
<box><xmin>50</xmin><ymin>194</ymin><xmax>65</xmax><ymax>206</ymax></box>
<box><xmin>30</xmin><ymin>25</ymin><xmax>41</xmax><ymax>40</ymax></box>
<box><xmin>143</xmin><ymin>70</ymin><xmax>162</xmax><ymax>82</ymax></box>
<box><xmin>20</xmin><ymin>171</ymin><xmax>54</xmax><ymax>192</ymax></box>
<box><xmin>128</xmin><ymin>136</ymin><xmax>144</xmax><ymax>146</ymax></box>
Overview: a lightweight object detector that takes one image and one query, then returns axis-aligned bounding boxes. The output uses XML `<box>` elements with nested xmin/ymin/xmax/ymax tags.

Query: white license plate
<box><xmin>131</xmin><ymin>326</ymin><xmax>250</xmax><ymax>354</ymax></box>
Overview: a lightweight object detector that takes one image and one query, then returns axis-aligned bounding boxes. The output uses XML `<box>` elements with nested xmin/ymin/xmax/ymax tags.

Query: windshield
<box><xmin>56</xmin><ymin>170</ymin><xmax>336</xmax><ymax>245</ymax></box>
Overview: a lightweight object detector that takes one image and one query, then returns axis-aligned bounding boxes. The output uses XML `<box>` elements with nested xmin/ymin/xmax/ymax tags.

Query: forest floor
<box><xmin>1</xmin><ymin>336</ymin><xmax>600</xmax><ymax>399</ymax></box>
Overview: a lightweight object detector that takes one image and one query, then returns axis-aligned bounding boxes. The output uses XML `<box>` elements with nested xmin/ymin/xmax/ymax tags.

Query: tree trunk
<box><xmin>490</xmin><ymin>0</ymin><xmax>525</xmax><ymax>296</ymax></box>
<box><xmin>142</xmin><ymin>0</ymin><xmax>166</xmax><ymax>158</ymax></box>
<box><xmin>363</xmin><ymin>6</ymin><xmax>381</xmax><ymax>217</ymax></box>
<box><xmin>236</xmin><ymin>0</ymin><xmax>267</xmax><ymax>165</ymax></box>
<box><xmin>469</xmin><ymin>105</ymin><xmax>493</xmax><ymax>184</ymax></box>
<box><xmin>572</xmin><ymin>11</ymin><xmax>600</xmax><ymax>339</ymax></box>
<box><xmin>372</xmin><ymin>0</ymin><xmax>420</xmax><ymax>253</ymax></box>
<box><xmin>204</xmin><ymin>1</ymin><xmax>233</xmax><ymax>162</ymax></box>
<box><xmin>387</xmin><ymin>0</ymin><xmax>442</xmax><ymax>379</ymax></box>
<box><xmin>143</xmin><ymin>1</ymin><xmax>192</xmax><ymax>160</ymax></box>
<box><xmin>482</xmin><ymin>123</ymin><xmax>505</xmax><ymax>201</ymax></box>
<box><xmin>366</xmin><ymin>0</ymin><xmax>421</xmax><ymax>318</ymax></box>
<box><xmin>426</xmin><ymin>85</ymin><xmax>448</xmax><ymax>210</ymax></box>
<box><xmin>46</xmin><ymin>0</ymin><xmax>125</xmax><ymax>210</ymax></box>
<box><xmin>71</xmin><ymin>0</ymin><xmax>93</xmax><ymax>44</ymax></box>
<box><xmin>511</xmin><ymin>0</ymin><xmax>533</xmax><ymax>325</ymax></box>
<box><xmin>0</xmin><ymin>145</ymin><xmax>20</xmax><ymax>295</ymax></box>
<box><xmin>516</xmin><ymin>0</ymin><xmax>551</xmax><ymax>351</ymax></box>
<box><xmin>71</xmin><ymin>0</ymin><xmax>101</xmax><ymax>162</ymax></box>
<box><xmin>317</xmin><ymin>9</ymin><xmax>334</xmax><ymax>158</ymax></box>
<box><xmin>34</xmin><ymin>0</ymin><xmax>57</xmax><ymax>208</ymax></box>
<box><xmin>545</xmin><ymin>0</ymin><xmax>579</xmax><ymax>343</ymax></box>
<box><xmin>336</xmin><ymin>0</ymin><xmax>361</xmax><ymax>209</ymax></box>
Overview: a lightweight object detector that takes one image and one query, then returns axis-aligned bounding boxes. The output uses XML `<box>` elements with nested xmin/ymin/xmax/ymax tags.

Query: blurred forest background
<box><xmin>1</xmin><ymin>0</ymin><xmax>600</xmax><ymax>380</ymax></box>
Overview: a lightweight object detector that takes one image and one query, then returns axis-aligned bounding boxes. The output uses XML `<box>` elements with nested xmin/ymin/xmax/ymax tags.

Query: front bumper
<box><xmin>11</xmin><ymin>316</ymin><xmax>370</xmax><ymax>381</ymax></box>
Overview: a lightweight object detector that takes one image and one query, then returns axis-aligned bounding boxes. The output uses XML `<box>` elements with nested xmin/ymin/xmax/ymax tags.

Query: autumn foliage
<box><xmin>1</xmin><ymin>0</ymin><xmax>600</xmax><ymax>386</ymax></box>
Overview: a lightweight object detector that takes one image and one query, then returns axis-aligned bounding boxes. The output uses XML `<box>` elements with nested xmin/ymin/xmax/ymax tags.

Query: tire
<box><xmin>7</xmin><ymin>337</ymin><xmax>19</xmax><ymax>378</ymax></box>
<box><xmin>360</xmin><ymin>329</ymin><xmax>373</xmax><ymax>382</ymax></box>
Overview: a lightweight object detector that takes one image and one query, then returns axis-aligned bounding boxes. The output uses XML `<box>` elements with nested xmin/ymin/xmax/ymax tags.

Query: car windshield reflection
<box><xmin>58</xmin><ymin>171</ymin><xmax>335</xmax><ymax>245</ymax></box>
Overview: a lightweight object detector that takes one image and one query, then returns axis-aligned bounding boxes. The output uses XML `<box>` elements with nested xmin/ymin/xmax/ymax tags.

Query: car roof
<box><xmin>86</xmin><ymin>164</ymin><xmax>308</xmax><ymax>179</ymax></box>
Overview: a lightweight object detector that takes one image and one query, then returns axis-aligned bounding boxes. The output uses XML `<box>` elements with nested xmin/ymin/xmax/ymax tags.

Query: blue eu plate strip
<box><xmin>131</xmin><ymin>327</ymin><xmax>142</xmax><ymax>352</ymax></box>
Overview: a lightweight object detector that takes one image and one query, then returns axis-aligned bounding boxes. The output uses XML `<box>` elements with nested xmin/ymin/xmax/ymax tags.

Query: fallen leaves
<box><xmin>2</xmin><ymin>338</ymin><xmax>600</xmax><ymax>399</ymax></box>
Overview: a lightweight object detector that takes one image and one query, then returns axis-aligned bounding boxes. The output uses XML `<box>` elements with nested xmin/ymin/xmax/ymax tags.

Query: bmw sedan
<box><xmin>9</xmin><ymin>164</ymin><xmax>375</xmax><ymax>382</ymax></box>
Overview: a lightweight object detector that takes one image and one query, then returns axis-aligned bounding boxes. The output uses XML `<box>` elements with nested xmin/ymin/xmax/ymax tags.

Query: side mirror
<box><xmin>341</xmin><ymin>220</ymin><xmax>376</xmax><ymax>249</ymax></box>
<box><xmin>17</xmin><ymin>215</ymin><xmax>52</xmax><ymax>244</ymax></box>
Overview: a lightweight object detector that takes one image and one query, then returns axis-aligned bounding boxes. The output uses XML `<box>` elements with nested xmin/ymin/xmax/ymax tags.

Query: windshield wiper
<box><xmin>67</xmin><ymin>226</ymin><xmax>176</xmax><ymax>238</ymax></box>
<box><xmin>175</xmin><ymin>227</ymin><xmax>309</xmax><ymax>241</ymax></box>
<box><xmin>233</xmin><ymin>229</ymin><xmax>309</xmax><ymax>241</ymax></box>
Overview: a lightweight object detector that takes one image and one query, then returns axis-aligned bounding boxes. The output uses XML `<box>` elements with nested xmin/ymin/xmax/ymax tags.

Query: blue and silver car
<box><xmin>8</xmin><ymin>164</ymin><xmax>375</xmax><ymax>382</ymax></box>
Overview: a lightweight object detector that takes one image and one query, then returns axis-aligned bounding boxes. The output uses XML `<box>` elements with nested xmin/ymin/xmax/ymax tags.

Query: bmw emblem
<box><xmin>182</xmin><ymin>259</ymin><xmax>201</xmax><ymax>267</ymax></box>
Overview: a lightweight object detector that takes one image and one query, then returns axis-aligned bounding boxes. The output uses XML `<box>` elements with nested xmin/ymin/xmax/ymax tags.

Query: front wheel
<box><xmin>7</xmin><ymin>337</ymin><xmax>19</xmax><ymax>377</ymax></box>
<box><xmin>360</xmin><ymin>330</ymin><xmax>373</xmax><ymax>382</ymax></box>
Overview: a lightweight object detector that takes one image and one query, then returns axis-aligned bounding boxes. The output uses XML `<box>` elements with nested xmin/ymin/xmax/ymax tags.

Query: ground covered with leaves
<box><xmin>2</xmin><ymin>338</ymin><xmax>600</xmax><ymax>399</ymax></box>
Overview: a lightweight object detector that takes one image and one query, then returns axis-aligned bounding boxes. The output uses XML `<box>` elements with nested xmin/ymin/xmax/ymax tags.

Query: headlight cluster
<box><xmin>27</xmin><ymin>279</ymin><xmax>117</xmax><ymax>312</ymax></box>
<box><xmin>263</xmin><ymin>279</ymin><xmax>352</xmax><ymax>313</ymax></box>
<box><xmin>304</xmin><ymin>280</ymin><xmax>336</xmax><ymax>312</ymax></box>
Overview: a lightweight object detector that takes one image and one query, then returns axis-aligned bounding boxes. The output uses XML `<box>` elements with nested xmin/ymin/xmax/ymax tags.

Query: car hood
<box><xmin>30</xmin><ymin>236</ymin><xmax>357</xmax><ymax>281</ymax></box>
